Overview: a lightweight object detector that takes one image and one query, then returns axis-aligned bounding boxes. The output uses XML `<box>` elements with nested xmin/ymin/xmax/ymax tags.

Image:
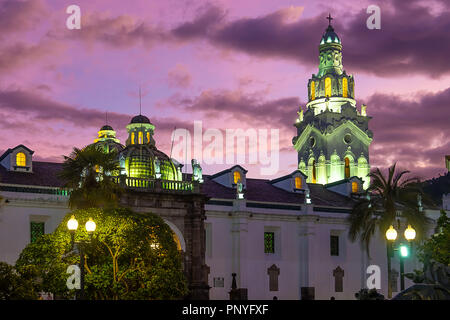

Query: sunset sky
<box><xmin>0</xmin><ymin>0</ymin><xmax>449</xmax><ymax>181</ymax></box>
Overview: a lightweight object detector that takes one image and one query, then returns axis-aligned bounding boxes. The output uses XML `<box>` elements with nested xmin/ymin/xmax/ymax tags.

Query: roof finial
<box><xmin>105</xmin><ymin>111</ymin><xmax>108</xmax><ymax>125</ymax></box>
<box><xmin>326</xmin><ymin>13</ymin><xmax>333</xmax><ymax>26</ymax></box>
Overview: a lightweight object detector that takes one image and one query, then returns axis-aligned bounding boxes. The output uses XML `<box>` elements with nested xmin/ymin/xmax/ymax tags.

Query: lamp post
<box><xmin>67</xmin><ymin>216</ymin><xmax>96</xmax><ymax>300</ymax></box>
<box><xmin>385</xmin><ymin>223</ymin><xmax>416</xmax><ymax>297</ymax></box>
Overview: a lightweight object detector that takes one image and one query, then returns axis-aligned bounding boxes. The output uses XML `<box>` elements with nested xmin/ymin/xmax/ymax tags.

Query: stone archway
<box><xmin>163</xmin><ymin>218</ymin><xmax>186</xmax><ymax>252</ymax></box>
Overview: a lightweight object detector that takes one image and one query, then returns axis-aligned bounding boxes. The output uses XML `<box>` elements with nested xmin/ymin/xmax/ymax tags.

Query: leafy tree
<box><xmin>59</xmin><ymin>145</ymin><xmax>123</xmax><ymax>209</ymax></box>
<box><xmin>416</xmin><ymin>210</ymin><xmax>450</xmax><ymax>267</ymax></box>
<box><xmin>16</xmin><ymin>208</ymin><xmax>188</xmax><ymax>300</ymax></box>
<box><xmin>0</xmin><ymin>262</ymin><xmax>39</xmax><ymax>300</ymax></box>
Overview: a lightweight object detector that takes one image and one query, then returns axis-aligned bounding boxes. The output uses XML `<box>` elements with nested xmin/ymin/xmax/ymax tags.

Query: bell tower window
<box><xmin>131</xmin><ymin>132</ymin><xmax>135</xmax><ymax>145</ymax></box>
<box><xmin>325</xmin><ymin>77</ymin><xmax>331</xmax><ymax>97</ymax></box>
<box><xmin>311</xmin><ymin>81</ymin><xmax>315</xmax><ymax>101</ymax></box>
<box><xmin>138</xmin><ymin>131</ymin><xmax>143</xmax><ymax>144</ymax></box>
<box><xmin>147</xmin><ymin>132</ymin><xmax>150</xmax><ymax>144</ymax></box>
<box><xmin>344</xmin><ymin>157</ymin><xmax>350</xmax><ymax>179</ymax></box>
<box><xmin>16</xmin><ymin>152</ymin><xmax>26</xmax><ymax>167</ymax></box>
<box><xmin>342</xmin><ymin>77</ymin><xmax>348</xmax><ymax>98</ymax></box>
<box><xmin>312</xmin><ymin>160</ymin><xmax>317</xmax><ymax>183</ymax></box>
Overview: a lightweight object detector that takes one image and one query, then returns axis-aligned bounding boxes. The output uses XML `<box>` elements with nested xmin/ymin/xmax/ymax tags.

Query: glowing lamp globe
<box><xmin>67</xmin><ymin>215</ymin><xmax>78</xmax><ymax>231</ymax></box>
<box><xmin>404</xmin><ymin>225</ymin><xmax>416</xmax><ymax>241</ymax></box>
<box><xmin>386</xmin><ymin>225</ymin><xmax>397</xmax><ymax>241</ymax></box>
<box><xmin>85</xmin><ymin>218</ymin><xmax>96</xmax><ymax>233</ymax></box>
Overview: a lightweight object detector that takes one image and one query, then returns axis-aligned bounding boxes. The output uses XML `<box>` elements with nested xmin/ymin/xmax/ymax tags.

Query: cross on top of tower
<box><xmin>326</xmin><ymin>13</ymin><xmax>333</xmax><ymax>26</ymax></box>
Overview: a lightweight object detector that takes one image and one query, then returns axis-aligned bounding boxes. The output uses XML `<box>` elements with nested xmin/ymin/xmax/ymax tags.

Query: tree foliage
<box><xmin>0</xmin><ymin>262</ymin><xmax>39</xmax><ymax>300</ymax></box>
<box><xmin>348</xmin><ymin>163</ymin><xmax>432</xmax><ymax>256</ymax></box>
<box><xmin>59</xmin><ymin>145</ymin><xmax>123</xmax><ymax>209</ymax></box>
<box><xmin>416</xmin><ymin>210</ymin><xmax>450</xmax><ymax>267</ymax></box>
<box><xmin>16</xmin><ymin>208</ymin><xmax>188</xmax><ymax>300</ymax></box>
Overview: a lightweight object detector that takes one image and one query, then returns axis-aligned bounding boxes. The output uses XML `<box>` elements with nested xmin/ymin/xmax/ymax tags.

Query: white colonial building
<box><xmin>0</xmin><ymin>20</ymin><xmax>447</xmax><ymax>300</ymax></box>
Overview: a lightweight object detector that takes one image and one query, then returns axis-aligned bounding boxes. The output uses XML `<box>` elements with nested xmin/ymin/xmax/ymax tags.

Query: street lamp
<box><xmin>66</xmin><ymin>216</ymin><xmax>96</xmax><ymax>300</ymax></box>
<box><xmin>386</xmin><ymin>225</ymin><xmax>398</xmax><ymax>241</ymax></box>
<box><xmin>404</xmin><ymin>225</ymin><xmax>416</xmax><ymax>241</ymax></box>
<box><xmin>385</xmin><ymin>223</ymin><xmax>416</xmax><ymax>296</ymax></box>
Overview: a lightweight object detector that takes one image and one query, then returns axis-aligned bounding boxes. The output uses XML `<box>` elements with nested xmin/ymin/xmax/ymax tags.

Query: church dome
<box><xmin>100</xmin><ymin>125</ymin><xmax>114</xmax><ymax>131</ymax></box>
<box><xmin>320</xmin><ymin>25</ymin><xmax>341</xmax><ymax>45</ymax></box>
<box><xmin>130</xmin><ymin>114</ymin><xmax>151</xmax><ymax>124</ymax></box>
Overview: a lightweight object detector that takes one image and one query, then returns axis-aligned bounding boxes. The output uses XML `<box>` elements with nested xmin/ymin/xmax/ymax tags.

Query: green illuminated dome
<box><xmin>92</xmin><ymin>124</ymin><xmax>124</xmax><ymax>153</ymax></box>
<box><xmin>320</xmin><ymin>25</ymin><xmax>341</xmax><ymax>45</ymax></box>
<box><xmin>119</xmin><ymin>114</ymin><xmax>181</xmax><ymax>181</ymax></box>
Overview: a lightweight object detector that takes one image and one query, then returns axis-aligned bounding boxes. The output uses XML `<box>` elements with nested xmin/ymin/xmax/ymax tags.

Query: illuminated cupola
<box><xmin>126</xmin><ymin>115</ymin><xmax>155</xmax><ymax>146</ymax></box>
<box><xmin>92</xmin><ymin>124</ymin><xmax>124</xmax><ymax>154</ymax></box>
<box><xmin>120</xmin><ymin>114</ymin><xmax>180</xmax><ymax>181</ymax></box>
<box><xmin>293</xmin><ymin>15</ymin><xmax>372</xmax><ymax>189</ymax></box>
<box><xmin>307</xmin><ymin>16</ymin><xmax>356</xmax><ymax>115</ymax></box>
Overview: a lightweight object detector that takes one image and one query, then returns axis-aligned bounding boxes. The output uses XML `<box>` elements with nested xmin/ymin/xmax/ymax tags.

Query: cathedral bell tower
<box><xmin>293</xmin><ymin>15</ymin><xmax>372</xmax><ymax>189</ymax></box>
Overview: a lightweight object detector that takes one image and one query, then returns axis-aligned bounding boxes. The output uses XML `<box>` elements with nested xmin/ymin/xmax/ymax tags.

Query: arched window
<box><xmin>344</xmin><ymin>157</ymin><xmax>350</xmax><ymax>179</ymax></box>
<box><xmin>138</xmin><ymin>131</ymin><xmax>143</xmax><ymax>144</ymax></box>
<box><xmin>131</xmin><ymin>132</ymin><xmax>135</xmax><ymax>145</ymax></box>
<box><xmin>147</xmin><ymin>132</ymin><xmax>150</xmax><ymax>144</ymax></box>
<box><xmin>352</xmin><ymin>181</ymin><xmax>358</xmax><ymax>193</ymax></box>
<box><xmin>325</xmin><ymin>77</ymin><xmax>331</xmax><ymax>97</ymax></box>
<box><xmin>233</xmin><ymin>171</ymin><xmax>241</xmax><ymax>184</ymax></box>
<box><xmin>16</xmin><ymin>152</ymin><xmax>26</xmax><ymax>167</ymax></box>
<box><xmin>312</xmin><ymin>160</ymin><xmax>317</xmax><ymax>183</ymax></box>
<box><xmin>342</xmin><ymin>78</ymin><xmax>348</xmax><ymax>98</ymax></box>
<box><xmin>311</xmin><ymin>81</ymin><xmax>315</xmax><ymax>101</ymax></box>
<box><xmin>295</xmin><ymin>176</ymin><xmax>302</xmax><ymax>189</ymax></box>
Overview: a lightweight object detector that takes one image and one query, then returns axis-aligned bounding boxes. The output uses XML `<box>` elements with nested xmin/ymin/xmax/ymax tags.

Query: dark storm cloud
<box><xmin>0</xmin><ymin>88</ymin><xmax>193</xmax><ymax>133</ymax></box>
<box><xmin>365</xmin><ymin>87</ymin><xmax>450</xmax><ymax>178</ymax></box>
<box><xmin>171</xmin><ymin>1</ymin><xmax>450</xmax><ymax>78</ymax></box>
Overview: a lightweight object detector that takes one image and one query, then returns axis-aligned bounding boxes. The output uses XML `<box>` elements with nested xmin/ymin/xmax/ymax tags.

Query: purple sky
<box><xmin>0</xmin><ymin>0</ymin><xmax>449</xmax><ymax>181</ymax></box>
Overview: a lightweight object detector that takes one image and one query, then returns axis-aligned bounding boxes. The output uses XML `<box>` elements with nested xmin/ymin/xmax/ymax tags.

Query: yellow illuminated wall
<box><xmin>311</xmin><ymin>81</ymin><xmax>315</xmax><ymax>100</ymax></box>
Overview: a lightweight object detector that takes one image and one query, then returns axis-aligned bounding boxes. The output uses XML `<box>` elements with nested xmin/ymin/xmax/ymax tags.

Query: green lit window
<box><xmin>30</xmin><ymin>222</ymin><xmax>44</xmax><ymax>243</ymax></box>
<box><xmin>330</xmin><ymin>235</ymin><xmax>339</xmax><ymax>256</ymax></box>
<box><xmin>264</xmin><ymin>232</ymin><xmax>275</xmax><ymax>254</ymax></box>
<box><xmin>128</xmin><ymin>155</ymin><xmax>153</xmax><ymax>178</ymax></box>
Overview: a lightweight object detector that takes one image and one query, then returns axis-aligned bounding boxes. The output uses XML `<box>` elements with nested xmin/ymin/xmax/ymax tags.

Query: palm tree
<box><xmin>59</xmin><ymin>145</ymin><xmax>123</xmax><ymax>209</ymax></box>
<box><xmin>348</xmin><ymin>163</ymin><xmax>432</xmax><ymax>298</ymax></box>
